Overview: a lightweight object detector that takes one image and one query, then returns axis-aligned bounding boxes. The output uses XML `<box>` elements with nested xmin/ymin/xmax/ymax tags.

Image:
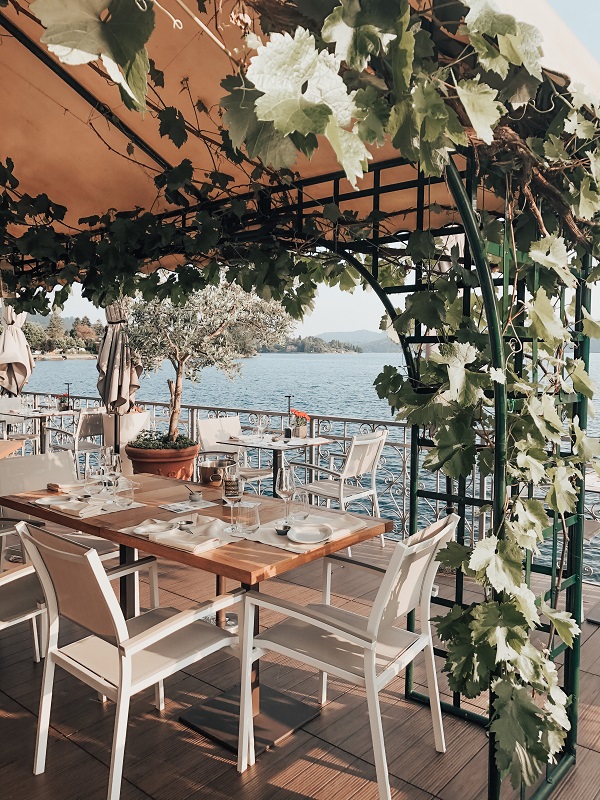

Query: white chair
<box><xmin>0</xmin><ymin>563</ymin><xmax>46</xmax><ymax>662</ymax></box>
<box><xmin>290</xmin><ymin>430</ymin><xmax>388</xmax><ymax>547</ymax></box>
<box><xmin>47</xmin><ymin>407</ymin><xmax>105</xmax><ymax>477</ymax></box>
<box><xmin>237</xmin><ymin>514</ymin><xmax>460</xmax><ymax>800</ymax></box>
<box><xmin>0</xmin><ymin>396</ymin><xmax>36</xmax><ymax>452</ymax></box>
<box><xmin>197</xmin><ymin>415</ymin><xmax>271</xmax><ymax>491</ymax></box>
<box><xmin>18</xmin><ymin>523</ymin><xmax>243</xmax><ymax>800</ymax></box>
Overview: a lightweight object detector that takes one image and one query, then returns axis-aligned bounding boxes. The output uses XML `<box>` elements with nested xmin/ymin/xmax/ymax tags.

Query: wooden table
<box><xmin>1</xmin><ymin>473</ymin><xmax>392</xmax><ymax>753</ymax></box>
<box><xmin>217</xmin><ymin>434</ymin><xmax>331</xmax><ymax>496</ymax></box>
<box><xmin>0</xmin><ymin>408</ymin><xmax>73</xmax><ymax>454</ymax></box>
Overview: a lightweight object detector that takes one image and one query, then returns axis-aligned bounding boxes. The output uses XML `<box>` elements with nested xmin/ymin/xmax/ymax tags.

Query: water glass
<box><xmin>256</xmin><ymin>414</ymin><xmax>269</xmax><ymax>440</ymax></box>
<box><xmin>276</xmin><ymin>464</ymin><xmax>295</xmax><ymax>522</ymax></box>
<box><xmin>290</xmin><ymin>489</ymin><xmax>310</xmax><ymax>522</ymax></box>
<box><xmin>236</xmin><ymin>502</ymin><xmax>260</xmax><ymax>535</ymax></box>
<box><xmin>113</xmin><ymin>478</ymin><xmax>137</xmax><ymax>508</ymax></box>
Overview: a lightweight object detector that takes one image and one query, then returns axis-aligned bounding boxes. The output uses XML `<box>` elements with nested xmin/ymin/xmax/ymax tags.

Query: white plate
<box><xmin>287</xmin><ymin>525</ymin><xmax>332</xmax><ymax>545</ymax></box>
<box><xmin>34</xmin><ymin>496</ymin><xmax>67</xmax><ymax>506</ymax></box>
<box><xmin>132</xmin><ymin>520</ymin><xmax>179</xmax><ymax>537</ymax></box>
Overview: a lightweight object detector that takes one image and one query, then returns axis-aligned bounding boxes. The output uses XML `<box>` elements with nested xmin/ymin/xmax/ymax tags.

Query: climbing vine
<box><xmin>3</xmin><ymin>0</ymin><xmax>600</xmax><ymax>789</ymax></box>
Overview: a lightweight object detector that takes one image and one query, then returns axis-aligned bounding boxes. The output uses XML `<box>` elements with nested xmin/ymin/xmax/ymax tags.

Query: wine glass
<box><xmin>276</xmin><ymin>464</ymin><xmax>295</xmax><ymax>523</ymax></box>
<box><xmin>256</xmin><ymin>414</ymin><xmax>269</xmax><ymax>440</ymax></box>
<box><xmin>222</xmin><ymin>463</ymin><xmax>243</xmax><ymax>534</ymax></box>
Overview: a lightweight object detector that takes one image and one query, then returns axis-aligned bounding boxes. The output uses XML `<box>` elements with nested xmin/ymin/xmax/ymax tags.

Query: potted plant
<box><xmin>125</xmin><ymin>283</ymin><xmax>292</xmax><ymax>480</ymax></box>
<box><xmin>289</xmin><ymin>408</ymin><xmax>310</xmax><ymax>438</ymax></box>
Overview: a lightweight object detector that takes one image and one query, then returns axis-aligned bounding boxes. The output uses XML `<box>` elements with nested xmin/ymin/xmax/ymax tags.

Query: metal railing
<box><xmin>22</xmin><ymin>391</ymin><xmax>492</xmax><ymax>540</ymax></box>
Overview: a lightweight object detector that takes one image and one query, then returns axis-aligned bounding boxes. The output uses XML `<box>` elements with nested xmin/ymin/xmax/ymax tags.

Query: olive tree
<box><xmin>128</xmin><ymin>283</ymin><xmax>292</xmax><ymax>440</ymax></box>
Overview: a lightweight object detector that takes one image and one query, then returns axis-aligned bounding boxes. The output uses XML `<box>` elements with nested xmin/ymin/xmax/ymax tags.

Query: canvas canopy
<box><xmin>1</xmin><ymin>0</ymin><xmax>599</xmax><ymax>237</ymax></box>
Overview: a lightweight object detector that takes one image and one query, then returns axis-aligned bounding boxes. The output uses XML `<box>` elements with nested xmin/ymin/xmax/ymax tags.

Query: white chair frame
<box><xmin>237</xmin><ymin>514</ymin><xmax>460</xmax><ymax>800</ymax></box>
<box><xmin>47</xmin><ymin>407</ymin><xmax>105</xmax><ymax>477</ymax></box>
<box><xmin>290</xmin><ymin>430</ymin><xmax>388</xmax><ymax>548</ymax></box>
<box><xmin>0</xmin><ymin>563</ymin><xmax>46</xmax><ymax>662</ymax></box>
<box><xmin>18</xmin><ymin>522</ymin><xmax>243</xmax><ymax>800</ymax></box>
<box><xmin>197</xmin><ymin>415</ymin><xmax>271</xmax><ymax>491</ymax></box>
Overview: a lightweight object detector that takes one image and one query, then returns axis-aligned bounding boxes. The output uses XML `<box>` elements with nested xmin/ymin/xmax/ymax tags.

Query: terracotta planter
<box><xmin>125</xmin><ymin>443</ymin><xmax>200</xmax><ymax>481</ymax></box>
<box><xmin>292</xmin><ymin>425</ymin><xmax>308</xmax><ymax>438</ymax></box>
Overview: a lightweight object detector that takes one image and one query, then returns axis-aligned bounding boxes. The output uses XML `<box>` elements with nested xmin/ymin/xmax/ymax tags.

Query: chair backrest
<box><xmin>367</xmin><ymin>514</ymin><xmax>459</xmax><ymax>639</ymax></box>
<box><xmin>197</xmin><ymin>415</ymin><xmax>243</xmax><ymax>456</ymax></box>
<box><xmin>76</xmin><ymin>407</ymin><xmax>105</xmax><ymax>440</ymax></box>
<box><xmin>18</xmin><ymin>523</ymin><xmax>128</xmax><ymax>644</ymax></box>
<box><xmin>0</xmin><ymin>451</ymin><xmax>76</xmax><ymax>495</ymax></box>
<box><xmin>0</xmin><ymin>396</ymin><xmax>22</xmax><ymax>424</ymax></box>
<box><xmin>340</xmin><ymin>430</ymin><xmax>388</xmax><ymax>481</ymax></box>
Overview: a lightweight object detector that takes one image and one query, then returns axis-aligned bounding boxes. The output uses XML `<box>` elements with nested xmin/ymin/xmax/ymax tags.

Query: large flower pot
<box><xmin>125</xmin><ymin>444</ymin><xmax>200</xmax><ymax>481</ymax></box>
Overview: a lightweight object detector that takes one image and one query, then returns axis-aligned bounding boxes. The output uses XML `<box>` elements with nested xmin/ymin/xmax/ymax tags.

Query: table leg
<box><xmin>119</xmin><ymin>544</ymin><xmax>137</xmax><ymax>619</ymax></box>
<box><xmin>179</xmin><ymin>578</ymin><xmax>319</xmax><ymax>754</ymax></box>
<box><xmin>40</xmin><ymin>417</ymin><xmax>47</xmax><ymax>455</ymax></box>
<box><xmin>215</xmin><ymin>574</ymin><xmax>227</xmax><ymax>628</ymax></box>
<box><xmin>272</xmin><ymin>449</ymin><xmax>282</xmax><ymax>497</ymax></box>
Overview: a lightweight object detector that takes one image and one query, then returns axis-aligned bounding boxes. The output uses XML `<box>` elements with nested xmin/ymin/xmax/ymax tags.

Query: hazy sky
<box><xmin>60</xmin><ymin>2</ymin><xmax>600</xmax><ymax>336</ymax></box>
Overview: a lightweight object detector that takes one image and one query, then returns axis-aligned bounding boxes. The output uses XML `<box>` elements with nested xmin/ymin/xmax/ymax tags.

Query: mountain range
<box><xmin>316</xmin><ymin>329</ymin><xmax>402</xmax><ymax>353</ymax></box>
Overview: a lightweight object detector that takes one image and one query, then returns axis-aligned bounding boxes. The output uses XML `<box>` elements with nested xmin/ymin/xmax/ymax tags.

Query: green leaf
<box><xmin>529</xmin><ymin>234</ymin><xmax>576</xmax><ymax>287</ymax></box>
<box><xmin>436</xmin><ymin>541</ymin><xmax>473</xmax><ymax>573</ymax></box>
<box><xmin>540</xmin><ymin>600</ymin><xmax>581</xmax><ymax>648</ymax></box>
<box><xmin>325</xmin><ymin>118</ymin><xmax>372</xmax><ymax>189</ymax></box>
<box><xmin>464</xmin><ymin>0</ymin><xmax>517</xmax><ymax>37</ymax></box>
<box><xmin>387</xmin><ymin>99</ymin><xmax>419</xmax><ymax>162</ymax></box>
<box><xmin>527</xmin><ymin>288</ymin><xmax>570</xmax><ymax>352</ymax></box>
<box><xmin>574</xmin><ymin>176</ymin><xmax>600</xmax><ymax>221</ymax></box>
<box><xmin>566</xmin><ymin>358</ymin><xmax>597</xmax><ymax>400</ymax></box>
<box><xmin>456</xmin><ymin>77</ymin><xmax>505</xmax><ymax>144</ymax></box>
<box><xmin>572</xmin><ymin>416</ymin><xmax>600</xmax><ymax>461</ymax></box>
<box><xmin>527</xmin><ymin>394</ymin><xmax>563</xmax><ymax>443</ymax></box>
<box><xmin>468</xmin><ymin>31</ymin><xmax>509</xmax><ymax>78</ymax></box>
<box><xmin>544</xmin><ymin>134</ymin><xmax>569</xmax><ymax>161</ymax></box>
<box><xmin>322</xmin><ymin>0</ymin><xmax>397</xmax><ymax>73</ymax></box>
<box><xmin>158</xmin><ymin>107</ymin><xmax>188</xmax><ymax>147</ymax></box>
<box><xmin>506</xmin><ymin>498</ymin><xmax>548</xmax><ymax>551</ymax></box>
<box><xmin>390</xmin><ymin>3</ymin><xmax>414</xmax><ymax>97</ymax></box>
<box><xmin>497</xmin><ymin>22</ymin><xmax>543</xmax><ymax>81</ymax></box>
<box><xmin>469</xmin><ymin>536</ymin><xmax>523</xmax><ymax>593</ymax></box>
<box><xmin>431</xmin><ymin>342</ymin><xmax>485</xmax><ymax>406</ymax></box>
<box><xmin>424</xmin><ymin>415</ymin><xmax>477</xmax><ymax>478</ymax></box>
<box><xmin>354</xmin><ymin>86</ymin><xmax>390</xmax><ymax>145</ymax></box>
<box><xmin>470</xmin><ymin>600</ymin><xmax>528</xmax><ymax>663</ymax></box>
<box><xmin>582</xmin><ymin>307</ymin><xmax>600</xmax><ymax>338</ymax></box>
<box><xmin>395</xmin><ymin>290</ymin><xmax>446</xmax><ymax>333</ymax></box>
<box><xmin>546</xmin><ymin>464</ymin><xmax>579</xmax><ymax>515</ymax></box>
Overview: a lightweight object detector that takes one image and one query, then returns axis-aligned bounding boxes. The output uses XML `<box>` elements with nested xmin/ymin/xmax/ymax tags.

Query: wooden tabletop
<box><xmin>0</xmin><ymin>440</ymin><xmax>26</xmax><ymax>459</ymax></box>
<box><xmin>0</xmin><ymin>473</ymin><xmax>393</xmax><ymax>585</ymax></box>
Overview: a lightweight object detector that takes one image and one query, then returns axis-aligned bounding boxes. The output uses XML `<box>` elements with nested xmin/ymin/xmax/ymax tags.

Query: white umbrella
<box><xmin>97</xmin><ymin>301</ymin><xmax>142</xmax><ymax>452</ymax></box>
<box><xmin>0</xmin><ymin>301</ymin><xmax>34</xmax><ymax>396</ymax></box>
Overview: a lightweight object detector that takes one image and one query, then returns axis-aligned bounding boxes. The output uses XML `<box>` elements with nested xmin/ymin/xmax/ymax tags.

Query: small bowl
<box><xmin>275</xmin><ymin>524</ymin><xmax>291</xmax><ymax>536</ymax></box>
<box><xmin>189</xmin><ymin>491</ymin><xmax>204</xmax><ymax>504</ymax></box>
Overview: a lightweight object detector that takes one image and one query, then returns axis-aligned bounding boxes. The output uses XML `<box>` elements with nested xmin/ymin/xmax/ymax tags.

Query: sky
<box><xmin>59</xmin><ymin>1</ymin><xmax>600</xmax><ymax>337</ymax></box>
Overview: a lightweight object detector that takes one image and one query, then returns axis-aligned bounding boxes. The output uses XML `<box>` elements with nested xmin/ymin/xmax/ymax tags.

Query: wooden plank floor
<box><xmin>2</xmin><ymin>537</ymin><xmax>600</xmax><ymax>800</ymax></box>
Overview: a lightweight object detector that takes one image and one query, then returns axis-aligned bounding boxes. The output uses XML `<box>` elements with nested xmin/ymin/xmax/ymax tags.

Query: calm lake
<box><xmin>24</xmin><ymin>351</ymin><xmax>600</xmax><ymax>582</ymax></box>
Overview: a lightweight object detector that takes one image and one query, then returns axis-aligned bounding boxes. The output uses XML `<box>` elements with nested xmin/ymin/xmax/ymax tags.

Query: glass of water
<box><xmin>236</xmin><ymin>502</ymin><xmax>260</xmax><ymax>536</ymax></box>
<box><xmin>290</xmin><ymin>489</ymin><xmax>310</xmax><ymax>522</ymax></box>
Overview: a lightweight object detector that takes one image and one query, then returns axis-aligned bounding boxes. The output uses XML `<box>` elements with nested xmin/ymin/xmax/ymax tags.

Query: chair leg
<box><xmin>34</xmin><ymin>653</ymin><xmax>56</xmax><ymax>774</ymax></box>
<box><xmin>423</xmin><ymin>642</ymin><xmax>446</xmax><ymax>753</ymax></box>
<box><xmin>372</xmin><ymin>495</ymin><xmax>385</xmax><ymax>547</ymax></box>
<box><xmin>107</xmin><ymin>687</ymin><xmax>131</xmax><ymax>800</ymax></box>
<box><xmin>237</xmin><ymin>603</ymin><xmax>255</xmax><ymax>774</ymax></box>
<box><xmin>29</xmin><ymin>616</ymin><xmax>40</xmax><ymax>663</ymax></box>
<box><xmin>364</xmin><ymin>666</ymin><xmax>391</xmax><ymax>800</ymax></box>
<box><xmin>154</xmin><ymin>681</ymin><xmax>165</xmax><ymax>711</ymax></box>
<box><xmin>38</xmin><ymin>604</ymin><xmax>48</xmax><ymax>658</ymax></box>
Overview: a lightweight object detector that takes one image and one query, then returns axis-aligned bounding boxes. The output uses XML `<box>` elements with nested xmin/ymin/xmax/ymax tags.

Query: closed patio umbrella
<box><xmin>0</xmin><ymin>301</ymin><xmax>34</xmax><ymax>396</ymax></box>
<box><xmin>97</xmin><ymin>301</ymin><xmax>142</xmax><ymax>453</ymax></box>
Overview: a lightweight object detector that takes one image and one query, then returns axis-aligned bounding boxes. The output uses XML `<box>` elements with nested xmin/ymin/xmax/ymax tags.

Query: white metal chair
<box><xmin>0</xmin><ymin>563</ymin><xmax>46</xmax><ymax>661</ymax></box>
<box><xmin>0</xmin><ymin>396</ymin><xmax>36</xmax><ymax>452</ymax></box>
<box><xmin>237</xmin><ymin>513</ymin><xmax>460</xmax><ymax>800</ymax></box>
<box><xmin>47</xmin><ymin>407</ymin><xmax>105</xmax><ymax>477</ymax></box>
<box><xmin>290</xmin><ymin>430</ymin><xmax>388</xmax><ymax>547</ymax></box>
<box><xmin>197</xmin><ymin>415</ymin><xmax>271</xmax><ymax>490</ymax></box>
<box><xmin>18</xmin><ymin>523</ymin><xmax>243</xmax><ymax>800</ymax></box>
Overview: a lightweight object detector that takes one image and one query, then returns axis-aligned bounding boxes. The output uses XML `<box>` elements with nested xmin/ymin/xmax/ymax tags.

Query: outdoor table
<box><xmin>0</xmin><ymin>472</ymin><xmax>392</xmax><ymax>754</ymax></box>
<box><xmin>0</xmin><ymin>408</ymin><xmax>73</xmax><ymax>454</ymax></box>
<box><xmin>217</xmin><ymin>433</ymin><xmax>331</xmax><ymax>497</ymax></box>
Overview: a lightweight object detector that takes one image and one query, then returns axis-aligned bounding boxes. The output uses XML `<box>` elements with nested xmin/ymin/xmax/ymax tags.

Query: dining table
<box><xmin>0</xmin><ymin>407</ymin><xmax>74</xmax><ymax>454</ymax></box>
<box><xmin>0</xmin><ymin>472</ymin><xmax>392</xmax><ymax>754</ymax></box>
<box><xmin>217</xmin><ymin>432</ymin><xmax>331</xmax><ymax>496</ymax></box>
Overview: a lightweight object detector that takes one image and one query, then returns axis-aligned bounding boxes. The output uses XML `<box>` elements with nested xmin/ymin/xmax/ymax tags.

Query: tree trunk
<box><xmin>167</xmin><ymin>361</ymin><xmax>185</xmax><ymax>441</ymax></box>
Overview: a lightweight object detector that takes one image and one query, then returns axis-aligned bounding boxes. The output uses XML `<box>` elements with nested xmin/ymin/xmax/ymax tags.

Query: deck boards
<box><xmin>1</xmin><ymin>538</ymin><xmax>600</xmax><ymax>800</ymax></box>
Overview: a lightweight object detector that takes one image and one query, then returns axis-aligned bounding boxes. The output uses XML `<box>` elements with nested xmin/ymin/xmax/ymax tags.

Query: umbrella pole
<box><xmin>113</xmin><ymin>412</ymin><xmax>121</xmax><ymax>455</ymax></box>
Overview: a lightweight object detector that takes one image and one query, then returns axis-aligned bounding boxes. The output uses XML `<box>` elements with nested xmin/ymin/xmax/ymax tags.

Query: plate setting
<box><xmin>286</xmin><ymin>524</ymin><xmax>332</xmax><ymax>545</ymax></box>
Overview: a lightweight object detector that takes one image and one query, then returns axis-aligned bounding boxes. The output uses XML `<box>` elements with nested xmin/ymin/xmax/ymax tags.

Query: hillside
<box><xmin>317</xmin><ymin>329</ymin><xmax>401</xmax><ymax>353</ymax></box>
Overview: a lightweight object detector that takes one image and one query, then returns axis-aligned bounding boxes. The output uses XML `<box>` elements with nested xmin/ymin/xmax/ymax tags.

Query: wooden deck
<box><xmin>2</xmin><ymin>537</ymin><xmax>600</xmax><ymax>800</ymax></box>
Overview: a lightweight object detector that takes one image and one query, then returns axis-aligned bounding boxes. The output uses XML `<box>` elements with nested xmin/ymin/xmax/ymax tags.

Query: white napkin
<box><xmin>149</xmin><ymin>516</ymin><xmax>228</xmax><ymax>554</ymax></box>
<box><xmin>51</xmin><ymin>499</ymin><xmax>144</xmax><ymax>518</ymax></box>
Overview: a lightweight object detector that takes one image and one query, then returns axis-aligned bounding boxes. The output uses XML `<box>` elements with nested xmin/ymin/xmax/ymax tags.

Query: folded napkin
<box><xmin>149</xmin><ymin>516</ymin><xmax>227</xmax><ymax>554</ymax></box>
<box><xmin>47</xmin><ymin>481</ymin><xmax>86</xmax><ymax>493</ymax></box>
<box><xmin>51</xmin><ymin>499</ymin><xmax>144</xmax><ymax>518</ymax></box>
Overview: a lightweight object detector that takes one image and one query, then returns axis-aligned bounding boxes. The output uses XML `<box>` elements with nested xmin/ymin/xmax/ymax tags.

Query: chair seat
<box><xmin>240</xmin><ymin>466</ymin><xmax>271</xmax><ymax>481</ymax></box>
<box><xmin>52</xmin><ymin>441</ymin><xmax>101</xmax><ymax>453</ymax></box>
<box><xmin>0</xmin><ymin>570</ymin><xmax>43</xmax><ymax>625</ymax></box>
<box><xmin>61</xmin><ymin>606</ymin><xmax>236</xmax><ymax>688</ymax></box>
<box><xmin>255</xmin><ymin>603</ymin><xmax>423</xmax><ymax>680</ymax></box>
<box><xmin>298</xmin><ymin>480</ymin><xmax>373</xmax><ymax>501</ymax></box>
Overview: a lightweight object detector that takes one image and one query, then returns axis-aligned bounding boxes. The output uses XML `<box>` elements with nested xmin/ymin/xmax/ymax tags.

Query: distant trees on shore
<box><xmin>22</xmin><ymin>311</ymin><xmax>105</xmax><ymax>354</ymax></box>
<box><xmin>260</xmin><ymin>335</ymin><xmax>362</xmax><ymax>354</ymax></box>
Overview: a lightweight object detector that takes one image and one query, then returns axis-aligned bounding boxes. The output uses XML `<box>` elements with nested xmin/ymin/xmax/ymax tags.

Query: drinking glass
<box><xmin>114</xmin><ymin>478</ymin><xmax>137</xmax><ymax>508</ymax></box>
<box><xmin>236</xmin><ymin>502</ymin><xmax>260</xmax><ymax>536</ymax></box>
<box><xmin>256</xmin><ymin>414</ymin><xmax>269</xmax><ymax>440</ymax></box>
<box><xmin>276</xmin><ymin>464</ymin><xmax>295</xmax><ymax>523</ymax></box>
<box><xmin>222</xmin><ymin>463</ymin><xmax>243</xmax><ymax>534</ymax></box>
<box><xmin>290</xmin><ymin>489</ymin><xmax>309</xmax><ymax>522</ymax></box>
<box><xmin>83</xmin><ymin>466</ymin><xmax>104</xmax><ymax>499</ymax></box>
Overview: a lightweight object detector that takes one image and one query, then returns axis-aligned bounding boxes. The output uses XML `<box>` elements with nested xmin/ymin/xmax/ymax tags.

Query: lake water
<box><xmin>24</xmin><ymin>351</ymin><xmax>600</xmax><ymax>582</ymax></box>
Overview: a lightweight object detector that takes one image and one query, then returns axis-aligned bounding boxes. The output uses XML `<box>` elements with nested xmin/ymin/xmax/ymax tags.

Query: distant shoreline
<box><xmin>34</xmin><ymin>354</ymin><xmax>96</xmax><ymax>361</ymax></box>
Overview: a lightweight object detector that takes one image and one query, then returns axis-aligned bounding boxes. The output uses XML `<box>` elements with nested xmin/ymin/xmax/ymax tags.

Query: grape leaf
<box><xmin>158</xmin><ymin>107</ymin><xmax>188</xmax><ymax>148</ymax></box>
<box><xmin>574</xmin><ymin>176</ymin><xmax>600</xmax><ymax>220</ymax></box>
<box><xmin>463</xmin><ymin>0</ymin><xmax>517</xmax><ymax>37</ymax></box>
<box><xmin>545</xmin><ymin>464</ymin><xmax>579</xmax><ymax>515</ymax></box>
<box><xmin>354</xmin><ymin>87</ymin><xmax>390</xmax><ymax>145</ymax></box>
<box><xmin>468</xmin><ymin>31</ymin><xmax>509</xmax><ymax>78</ymax></box>
<box><xmin>540</xmin><ymin>600</ymin><xmax>581</xmax><ymax>647</ymax></box>
<box><xmin>325</xmin><ymin>119</ymin><xmax>372</xmax><ymax>189</ymax></box>
<box><xmin>582</xmin><ymin>307</ymin><xmax>600</xmax><ymax>337</ymax></box>
<box><xmin>456</xmin><ymin>78</ymin><xmax>505</xmax><ymax>144</ymax></box>
<box><xmin>527</xmin><ymin>287</ymin><xmax>570</xmax><ymax>352</ymax></box>
<box><xmin>321</xmin><ymin>2</ymin><xmax>396</xmax><ymax>72</ymax></box>
<box><xmin>469</xmin><ymin>536</ymin><xmax>523</xmax><ymax>593</ymax></box>
<box><xmin>544</xmin><ymin>134</ymin><xmax>569</xmax><ymax>162</ymax></box>
<box><xmin>566</xmin><ymin>358</ymin><xmax>597</xmax><ymax>400</ymax></box>
<box><xmin>498</xmin><ymin>22</ymin><xmax>543</xmax><ymax>81</ymax></box>
<box><xmin>529</xmin><ymin>234</ymin><xmax>576</xmax><ymax>288</ymax></box>
<box><xmin>527</xmin><ymin>394</ymin><xmax>563</xmax><ymax>443</ymax></box>
<box><xmin>390</xmin><ymin>2</ymin><xmax>414</xmax><ymax>96</ymax></box>
<box><xmin>572</xmin><ymin>416</ymin><xmax>600</xmax><ymax>460</ymax></box>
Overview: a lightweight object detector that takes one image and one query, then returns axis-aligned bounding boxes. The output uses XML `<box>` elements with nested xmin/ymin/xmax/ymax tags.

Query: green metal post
<box><xmin>446</xmin><ymin>156</ymin><xmax>507</xmax><ymax>800</ymax></box>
